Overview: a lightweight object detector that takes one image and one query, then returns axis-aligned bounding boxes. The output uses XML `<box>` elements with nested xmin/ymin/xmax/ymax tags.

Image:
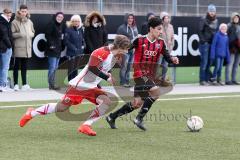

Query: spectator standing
<box><xmin>117</xmin><ymin>13</ymin><xmax>138</xmax><ymax>87</ymax></box>
<box><xmin>11</xmin><ymin>4</ymin><xmax>35</xmax><ymax>91</ymax></box>
<box><xmin>45</xmin><ymin>12</ymin><xmax>65</xmax><ymax>90</ymax></box>
<box><xmin>0</xmin><ymin>8</ymin><xmax>13</xmax><ymax>92</ymax></box>
<box><xmin>199</xmin><ymin>4</ymin><xmax>218</xmax><ymax>86</ymax></box>
<box><xmin>65</xmin><ymin>14</ymin><xmax>85</xmax><ymax>81</ymax></box>
<box><xmin>140</xmin><ymin>12</ymin><xmax>155</xmax><ymax>35</ymax></box>
<box><xmin>210</xmin><ymin>23</ymin><xmax>230</xmax><ymax>85</ymax></box>
<box><xmin>226</xmin><ymin>12</ymin><xmax>240</xmax><ymax>85</ymax></box>
<box><xmin>84</xmin><ymin>11</ymin><xmax>108</xmax><ymax>55</ymax></box>
<box><xmin>159</xmin><ymin>11</ymin><xmax>174</xmax><ymax>86</ymax></box>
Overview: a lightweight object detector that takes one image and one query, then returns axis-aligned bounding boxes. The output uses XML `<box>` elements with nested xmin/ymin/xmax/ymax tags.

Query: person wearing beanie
<box><xmin>208</xmin><ymin>4</ymin><xmax>216</xmax><ymax>13</ymax></box>
<box><xmin>198</xmin><ymin>4</ymin><xmax>218</xmax><ymax>86</ymax></box>
<box><xmin>159</xmin><ymin>11</ymin><xmax>174</xmax><ymax>86</ymax></box>
<box><xmin>140</xmin><ymin>12</ymin><xmax>155</xmax><ymax>35</ymax></box>
<box><xmin>45</xmin><ymin>12</ymin><xmax>65</xmax><ymax>90</ymax></box>
<box><xmin>225</xmin><ymin>12</ymin><xmax>240</xmax><ymax>85</ymax></box>
<box><xmin>64</xmin><ymin>14</ymin><xmax>85</xmax><ymax>81</ymax></box>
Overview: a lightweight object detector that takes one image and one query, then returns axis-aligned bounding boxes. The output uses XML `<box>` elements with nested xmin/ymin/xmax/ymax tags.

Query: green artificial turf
<box><xmin>0</xmin><ymin>93</ymin><xmax>240</xmax><ymax>160</ymax></box>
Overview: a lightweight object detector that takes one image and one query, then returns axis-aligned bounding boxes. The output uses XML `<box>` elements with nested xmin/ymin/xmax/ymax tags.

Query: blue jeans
<box><xmin>48</xmin><ymin>57</ymin><xmax>60</xmax><ymax>87</ymax></box>
<box><xmin>161</xmin><ymin>58</ymin><xmax>168</xmax><ymax>80</ymax></box>
<box><xmin>212</xmin><ymin>57</ymin><xmax>224</xmax><ymax>80</ymax></box>
<box><xmin>119</xmin><ymin>50</ymin><xmax>133</xmax><ymax>85</ymax></box>
<box><xmin>0</xmin><ymin>48</ymin><xmax>12</xmax><ymax>87</ymax></box>
<box><xmin>225</xmin><ymin>53</ymin><xmax>240</xmax><ymax>82</ymax></box>
<box><xmin>199</xmin><ymin>43</ymin><xmax>212</xmax><ymax>82</ymax></box>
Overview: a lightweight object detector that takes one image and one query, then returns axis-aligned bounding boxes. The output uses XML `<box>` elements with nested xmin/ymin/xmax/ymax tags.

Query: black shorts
<box><xmin>134</xmin><ymin>77</ymin><xmax>156</xmax><ymax>99</ymax></box>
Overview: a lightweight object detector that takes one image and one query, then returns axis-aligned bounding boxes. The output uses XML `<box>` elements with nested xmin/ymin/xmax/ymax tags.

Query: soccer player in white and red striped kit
<box><xmin>19</xmin><ymin>35</ymin><xmax>130</xmax><ymax>136</ymax></box>
<box><xmin>106</xmin><ymin>17</ymin><xmax>179</xmax><ymax>131</ymax></box>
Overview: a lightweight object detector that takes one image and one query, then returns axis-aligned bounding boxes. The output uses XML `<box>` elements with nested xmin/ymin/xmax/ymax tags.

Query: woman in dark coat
<box><xmin>64</xmin><ymin>14</ymin><xmax>85</xmax><ymax>81</ymax></box>
<box><xmin>45</xmin><ymin>12</ymin><xmax>65</xmax><ymax>90</ymax></box>
<box><xmin>84</xmin><ymin>11</ymin><xmax>108</xmax><ymax>55</ymax></box>
<box><xmin>226</xmin><ymin>12</ymin><xmax>240</xmax><ymax>85</ymax></box>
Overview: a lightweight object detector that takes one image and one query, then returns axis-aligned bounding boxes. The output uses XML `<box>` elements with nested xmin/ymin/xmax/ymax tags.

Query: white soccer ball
<box><xmin>187</xmin><ymin>116</ymin><xmax>204</xmax><ymax>132</ymax></box>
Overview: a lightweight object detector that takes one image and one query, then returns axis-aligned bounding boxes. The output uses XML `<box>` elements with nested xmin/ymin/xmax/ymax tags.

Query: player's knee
<box><xmin>132</xmin><ymin>99</ymin><xmax>143</xmax><ymax>109</ymax></box>
<box><xmin>132</xmin><ymin>104</ymin><xmax>139</xmax><ymax>109</ymax></box>
<box><xmin>56</xmin><ymin>103</ymin><xmax>69</xmax><ymax>112</ymax></box>
<box><xmin>103</xmin><ymin>98</ymin><xmax>111</xmax><ymax>106</ymax></box>
<box><xmin>149</xmin><ymin>87</ymin><xmax>160</xmax><ymax>99</ymax></box>
<box><xmin>153</xmin><ymin>92</ymin><xmax>160</xmax><ymax>99</ymax></box>
<box><xmin>57</xmin><ymin>106</ymin><xmax>68</xmax><ymax>112</ymax></box>
<box><xmin>135</xmin><ymin>103</ymin><xmax>142</xmax><ymax>108</ymax></box>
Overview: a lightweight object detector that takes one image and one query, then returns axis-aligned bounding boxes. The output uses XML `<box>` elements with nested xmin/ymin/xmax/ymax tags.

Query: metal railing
<box><xmin>1</xmin><ymin>0</ymin><xmax>240</xmax><ymax>16</ymax></box>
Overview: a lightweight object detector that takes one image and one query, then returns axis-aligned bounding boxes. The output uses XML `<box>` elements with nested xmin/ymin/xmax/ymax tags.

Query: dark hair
<box><xmin>126</xmin><ymin>13</ymin><xmax>136</xmax><ymax>26</ymax></box>
<box><xmin>3</xmin><ymin>8</ymin><xmax>12</xmax><ymax>14</ymax></box>
<box><xmin>89</xmin><ymin>15</ymin><xmax>101</xmax><ymax>24</ymax></box>
<box><xmin>55</xmin><ymin>11</ymin><xmax>64</xmax><ymax>17</ymax></box>
<box><xmin>147</xmin><ymin>17</ymin><xmax>162</xmax><ymax>32</ymax></box>
<box><xmin>20</xmin><ymin>4</ymin><xmax>28</xmax><ymax>10</ymax></box>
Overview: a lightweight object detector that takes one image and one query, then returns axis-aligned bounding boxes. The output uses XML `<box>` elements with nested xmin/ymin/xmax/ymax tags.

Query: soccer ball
<box><xmin>187</xmin><ymin>116</ymin><xmax>204</xmax><ymax>132</ymax></box>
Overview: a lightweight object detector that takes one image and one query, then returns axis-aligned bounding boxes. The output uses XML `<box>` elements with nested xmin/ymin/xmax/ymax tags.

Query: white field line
<box><xmin>0</xmin><ymin>94</ymin><xmax>240</xmax><ymax>109</ymax></box>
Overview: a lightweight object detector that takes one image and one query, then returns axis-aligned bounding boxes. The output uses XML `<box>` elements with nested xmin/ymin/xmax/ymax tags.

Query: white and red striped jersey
<box><xmin>69</xmin><ymin>46</ymin><xmax>116</xmax><ymax>89</ymax></box>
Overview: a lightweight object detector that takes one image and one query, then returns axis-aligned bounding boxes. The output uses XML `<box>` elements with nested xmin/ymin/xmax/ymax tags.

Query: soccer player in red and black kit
<box><xmin>106</xmin><ymin>17</ymin><xmax>179</xmax><ymax>131</ymax></box>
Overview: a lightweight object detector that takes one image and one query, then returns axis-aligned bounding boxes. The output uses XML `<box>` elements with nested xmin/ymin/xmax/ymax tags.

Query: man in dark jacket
<box><xmin>198</xmin><ymin>4</ymin><xmax>218</xmax><ymax>86</ymax></box>
<box><xmin>0</xmin><ymin>8</ymin><xmax>13</xmax><ymax>92</ymax></box>
<box><xmin>140</xmin><ymin>12</ymin><xmax>155</xmax><ymax>35</ymax></box>
<box><xmin>45</xmin><ymin>12</ymin><xmax>65</xmax><ymax>90</ymax></box>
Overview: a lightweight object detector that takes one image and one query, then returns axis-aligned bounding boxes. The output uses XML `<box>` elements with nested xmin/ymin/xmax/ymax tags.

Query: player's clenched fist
<box><xmin>171</xmin><ymin>57</ymin><xmax>179</xmax><ymax>64</ymax></box>
<box><xmin>107</xmin><ymin>73</ymin><xmax>116</xmax><ymax>85</ymax></box>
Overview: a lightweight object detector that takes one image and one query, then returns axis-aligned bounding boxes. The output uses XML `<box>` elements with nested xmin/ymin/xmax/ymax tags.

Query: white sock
<box><xmin>31</xmin><ymin>103</ymin><xmax>57</xmax><ymax>117</ymax></box>
<box><xmin>83</xmin><ymin>117</ymin><xmax>101</xmax><ymax>126</ymax></box>
<box><xmin>83</xmin><ymin>104</ymin><xmax>109</xmax><ymax>126</ymax></box>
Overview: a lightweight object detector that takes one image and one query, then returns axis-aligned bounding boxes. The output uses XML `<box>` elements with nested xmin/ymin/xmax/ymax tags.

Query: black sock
<box><xmin>136</xmin><ymin>97</ymin><xmax>155</xmax><ymax>120</ymax></box>
<box><xmin>110</xmin><ymin>102</ymin><xmax>134</xmax><ymax>120</ymax></box>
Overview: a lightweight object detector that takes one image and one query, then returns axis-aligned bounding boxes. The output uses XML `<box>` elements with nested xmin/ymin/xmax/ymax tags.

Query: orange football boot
<box><xmin>19</xmin><ymin>108</ymin><xmax>34</xmax><ymax>127</ymax></box>
<box><xmin>78</xmin><ymin>124</ymin><xmax>96</xmax><ymax>136</ymax></box>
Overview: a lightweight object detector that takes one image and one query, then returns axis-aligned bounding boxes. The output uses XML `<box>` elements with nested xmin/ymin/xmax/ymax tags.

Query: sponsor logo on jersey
<box><xmin>64</xmin><ymin>97</ymin><xmax>71</xmax><ymax>104</ymax></box>
<box><xmin>144</xmin><ymin>50</ymin><xmax>157</xmax><ymax>56</ymax></box>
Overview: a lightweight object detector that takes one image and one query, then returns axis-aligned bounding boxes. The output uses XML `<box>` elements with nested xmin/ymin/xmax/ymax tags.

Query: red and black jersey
<box><xmin>131</xmin><ymin>35</ymin><xmax>172</xmax><ymax>79</ymax></box>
